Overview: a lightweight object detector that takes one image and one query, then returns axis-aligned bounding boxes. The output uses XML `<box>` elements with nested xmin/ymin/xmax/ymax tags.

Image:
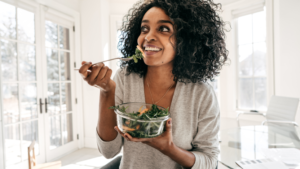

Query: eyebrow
<box><xmin>142</xmin><ymin>20</ymin><xmax>174</xmax><ymax>25</ymax></box>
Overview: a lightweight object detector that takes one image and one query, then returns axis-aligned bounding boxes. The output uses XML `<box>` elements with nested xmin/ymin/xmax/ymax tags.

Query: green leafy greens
<box><xmin>109</xmin><ymin>104</ymin><xmax>169</xmax><ymax>138</ymax></box>
<box><xmin>127</xmin><ymin>46</ymin><xmax>144</xmax><ymax>63</ymax></box>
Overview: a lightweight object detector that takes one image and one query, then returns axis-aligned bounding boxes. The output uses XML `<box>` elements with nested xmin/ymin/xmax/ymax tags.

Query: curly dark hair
<box><xmin>118</xmin><ymin>0</ymin><xmax>229</xmax><ymax>83</ymax></box>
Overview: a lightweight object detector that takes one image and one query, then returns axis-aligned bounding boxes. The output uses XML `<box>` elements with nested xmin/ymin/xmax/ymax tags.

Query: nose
<box><xmin>144</xmin><ymin>29</ymin><xmax>157</xmax><ymax>42</ymax></box>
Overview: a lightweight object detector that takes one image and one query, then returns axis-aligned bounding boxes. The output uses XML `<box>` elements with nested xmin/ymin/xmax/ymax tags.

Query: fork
<box><xmin>74</xmin><ymin>57</ymin><xmax>133</xmax><ymax>71</ymax></box>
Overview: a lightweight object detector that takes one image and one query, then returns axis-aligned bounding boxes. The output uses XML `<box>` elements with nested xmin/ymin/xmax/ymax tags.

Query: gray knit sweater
<box><xmin>96</xmin><ymin>67</ymin><xmax>220</xmax><ymax>169</ymax></box>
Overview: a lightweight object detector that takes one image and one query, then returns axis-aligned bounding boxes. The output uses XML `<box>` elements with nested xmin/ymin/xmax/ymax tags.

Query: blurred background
<box><xmin>0</xmin><ymin>0</ymin><xmax>299</xmax><ymax>168</ymax></box>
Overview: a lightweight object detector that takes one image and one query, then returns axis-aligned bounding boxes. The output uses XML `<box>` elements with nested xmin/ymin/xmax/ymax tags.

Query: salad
<box><xmin>127</xmin><ymin>45</ymin><xmax>145</xmax><ymax>63</ymax></box>
<box><xmin>109</xmin><ymin>104</ymin><xmax>170</xmax><ymax>138</ymax></box>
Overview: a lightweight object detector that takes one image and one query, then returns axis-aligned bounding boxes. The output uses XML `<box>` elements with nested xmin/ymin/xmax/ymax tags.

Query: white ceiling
<box><xmin>110</xmin><ymin>0</ymin><xmax>240</xmax><ymax>5</ymax></box>
<box><xmin>213</xmin><ymin>0</ymin><xmax>239</xmax><ymax>5</ymax></box>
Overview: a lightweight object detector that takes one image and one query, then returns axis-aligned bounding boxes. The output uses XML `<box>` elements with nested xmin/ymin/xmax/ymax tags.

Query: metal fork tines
<box><xmin>74</xmin><ymin>57</ymin><xmax>132</xmax><ymax>70</ymax></box>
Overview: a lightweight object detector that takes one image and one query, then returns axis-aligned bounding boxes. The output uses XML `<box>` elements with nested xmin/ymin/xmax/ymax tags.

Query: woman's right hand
<box><xmin>79</xmin><ymin>61</ymin><xmax>116</xmax><ymax>93</ymax></box>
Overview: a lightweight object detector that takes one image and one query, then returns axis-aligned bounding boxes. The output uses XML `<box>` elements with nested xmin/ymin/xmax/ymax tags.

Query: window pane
<box><xmin>254</xmin><ymin>78</ymin><xmax>267</xmax><ymax>111</ymax></box>
<box><xmin>59</xmin><ymin>26</ymin><xmax>70</xmax><ymax>50</ymax></box>
<box><xmin>17</xmin><ymin>8</ymin><xmax>35</xmax><ymax>43</ymax></box>
<box><xmin>45</xmin><ymin>21</ymin><xmax>58</xmax><ymax>48</ymax></box>
<box><xmin>5</xmin><ymin>124</ymin><xmax>21</xmax><ymax>166</ymax></box>
<box><xmin>239</xmin><ymin>78</ymin><xmax>253</xmax><ymax>109</ymax></box>
<box><xmin>61</xmin><ymin>52</ymin><xmax>71</xmax><ymax>81</ymax></box>
<box><xmin>237</xmin><ymin>14</ymin><xmax>252</xmax><ymax>45</ymax></box>
<box><xmin>46</xmin><ymin>48</ymin><xmax>59</xmax><ymax>81</ymax></box>
<box><xmin>48</xmin><ymin>83</ymin><xmax>60</xmax><ymax>115</ymax></box>
<box><xmin>61</xmin><ymin>83</ymin><xmax>72</xmax><ymax>113</ymax></box>
<box><xmin>3</xmin><ymin>84</ymin><xmax>19</xmax><ymax>124</ymax></box>
<box><xmin>253</xmin><ymin>43</ymin><xmax>266</xmax><ymax>76</ymax></box>
<box><xmin>49</xmin><ymin>115</ymin><xmax>62</xmax><ymax>150</ymax></box>
<box><xmin>19</xmin><ymin>44</ymin><xmax>36</xmax><ymax>81</ymax></box>
<box><xmin>238</xmin><ymin>44</ymin><xmax>253</xmax><ymax>76</ymax></box>
<box><xmin>20</xmin><ymin>83</ymin><xmax>37</xmax><ymax>121</ymax></box>
<box><xmin>253</xmin><ymin>11</ymin><xmax>266</xmax><ymax>43</ymax></box>
<box><xmin>1</xmin><ymin>40</ymin><xmax>18</xmax><ymax>81</ymax></box>
<box><xmin>0</xmin><ymin>1</ymin><xmax>16</xmax><ymax>39</ymax></box>
<box><xmin>62</xmin><ymin>114</ymin><xmax>73</xmax><ymax>144</ymax></box>
<box><xmin>22</xmin><ymin>120</ymin><xmax>39</xmax><ymax>160</ymax></box>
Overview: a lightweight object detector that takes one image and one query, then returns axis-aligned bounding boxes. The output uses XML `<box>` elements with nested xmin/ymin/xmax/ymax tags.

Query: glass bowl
<box><xmin>113</xmin><ymin>102</ymin><xmax>170</xmax><ymax>138</ymax></box>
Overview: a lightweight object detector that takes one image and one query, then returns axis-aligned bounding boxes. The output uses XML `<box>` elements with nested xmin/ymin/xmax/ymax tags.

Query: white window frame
<box><xmin>234</xmin><ymin>0</ymin><xmax>274</xmax><ymax>113</ymax></box>
<box><xmin>234</xmin><ymin>11</ymin><xmax>268</xmax><ymax>112</ymax></box>
<box><xmin>0</xmin><ymin>0</ymin><xmax>83</xmax><ymax>168</ymax></box>
<box><xmin>220</xmin><ymin>0</ymin><xmax>274</xmax><ymax>118</ymax></box>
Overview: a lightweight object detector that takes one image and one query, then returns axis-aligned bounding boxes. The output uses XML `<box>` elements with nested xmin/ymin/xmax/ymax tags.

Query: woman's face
<box><xmin>137</xmin><ymin>7</ymin><xmax>176</xmax><ymax>66</ymax></box>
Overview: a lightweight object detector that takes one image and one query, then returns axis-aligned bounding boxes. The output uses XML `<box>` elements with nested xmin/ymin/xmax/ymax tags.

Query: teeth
<box><xmin>145</xmin><ymin>47</ymin><xmax>161</xmax><ymax>51</ymax></box>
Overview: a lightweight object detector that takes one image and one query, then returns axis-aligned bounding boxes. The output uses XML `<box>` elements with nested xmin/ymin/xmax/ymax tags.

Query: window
<box><xmin>236</xmin><ymin>9</ymin><xmax>267</xmax><ymax>111</ymax></box>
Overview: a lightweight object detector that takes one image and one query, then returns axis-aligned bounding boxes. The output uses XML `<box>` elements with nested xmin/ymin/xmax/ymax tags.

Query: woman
<box><xmin>79</xmin><ymin>0</ymin><xmax>228</xmax><ymax>168</ymax></box>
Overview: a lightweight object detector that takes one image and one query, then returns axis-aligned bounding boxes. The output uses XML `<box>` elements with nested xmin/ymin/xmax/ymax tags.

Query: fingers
<box><xmin>86</xmin><ymin>63</ymin><xmax>105</xmax><ymax>85</ymax></box>
<box><xmin>114</xmin><ymin>126</ymin><xmax>128</xmax><ymax>141</ymax></box>
<box><xmin>165</xmin><ymin>118</ymin><xmax>172</xmax><ymax>133</ymax></box>
<box><xmin>79</xmin><ymin>61</ymin><xmax>92</xmax><ymax>79</ymax></box>
<box><xmin>126</xmin><ymin>135</ymin><xmax>151</xmax><ymax>143</ymax></box>
<box><xmin>114</xmin><ymin>126</ymin><xmax>152</xmax><ymax>143</ymax></box>
<box><xmin>96</xmin><ymin>68</ymin><xmax>112</xmax><ymax>87</ymax></box>
<box><xmin>96</xmin><ymin>65</ymin><xmax>109</xmax><ymax>82</ymax></box>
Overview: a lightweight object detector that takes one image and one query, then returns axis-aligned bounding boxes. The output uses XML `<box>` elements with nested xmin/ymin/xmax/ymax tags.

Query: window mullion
<box><xmin>251</xmin><ymin>13</ymin><xmax>256</xmax><ymax>110</ymax></box>
<box><xmin>15</xmin><ymin>6</ymin><xmax>24</xmax><ymax>163</ymax></box>
<box><xmin>58</xmin><ymin>25</ymin><xmax>64</xmax><ymax>146</ymax></box>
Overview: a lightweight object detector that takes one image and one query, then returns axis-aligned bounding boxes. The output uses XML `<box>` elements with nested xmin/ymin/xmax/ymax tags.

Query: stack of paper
<box><xmin>236</xmin><ymin>158</ymin><xmax>289</xmax><ymax>169</ymax></box>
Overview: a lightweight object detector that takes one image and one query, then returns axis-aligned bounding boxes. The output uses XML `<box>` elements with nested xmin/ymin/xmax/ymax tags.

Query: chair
<box><xmin>236</xmin><ymin>96</ymin><xmax>299</xmax><ymax>127</ymax></box>
<box><xmin>28</xmin><ymin>141</ymin><xmax>61</xmax><ymax>169</ymax></box>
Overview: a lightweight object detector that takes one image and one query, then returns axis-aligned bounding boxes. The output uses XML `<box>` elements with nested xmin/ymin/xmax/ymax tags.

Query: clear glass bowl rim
<box><xmin>114</xmin><ymin>102</ymin><xmax>170</xmax><ymax>122</ymax></box>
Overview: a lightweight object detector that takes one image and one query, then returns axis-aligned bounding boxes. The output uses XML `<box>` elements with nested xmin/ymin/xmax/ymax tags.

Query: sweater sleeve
<box><xmin>190</xmin><ymin>85</ymin><xmax>220</xmax><ymax>169</ymax></box>
<box><xmin>96</xmin><ymin>68</ymin><xmax>125</xmax><ymax>159</ymax></box>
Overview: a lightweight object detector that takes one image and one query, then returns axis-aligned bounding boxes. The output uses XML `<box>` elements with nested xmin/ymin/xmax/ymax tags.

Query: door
<box><xmin>42</xmin><ymin>12</ymin><xmax>77</xmax><ymax>161</ymax></box>
<box><xmin>0</xmin><ymin>1</ymin><xmax>79</xmax><ymax>168</ymax></box>
<box><xmin>0</xmin><ymin>1</ymin><xmax>46</xmax><ymax>168</ymax></box>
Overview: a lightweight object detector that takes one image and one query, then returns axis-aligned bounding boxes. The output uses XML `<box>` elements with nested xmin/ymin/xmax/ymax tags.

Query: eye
<box><xmin>159</xmin><ymin>26</ymin><xmax>170</xmax><ymax>32</ymax></box>
<box><xmin>141</xmin><ymin>26</ymin><xmax>148</xmax><ymax>32</ymax></box>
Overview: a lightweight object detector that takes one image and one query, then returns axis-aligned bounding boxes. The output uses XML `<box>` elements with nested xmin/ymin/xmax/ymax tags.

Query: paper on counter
<box><xmin>262</xmin><ymin>148</ymin><xmax>300</xmax><ymax>167</ymax></box>
<box><xmin>236</xmin><ymin>158</ymin><xmax>289</xmax><ymax>169</ymax></box>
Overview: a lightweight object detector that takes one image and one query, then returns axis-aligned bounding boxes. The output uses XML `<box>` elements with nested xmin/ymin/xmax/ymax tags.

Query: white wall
<box><xmin>52</xmin><ymin>0</ymin><xmax>80</xmax><ymax>11</ymax></box>
<box><xmin>0</xmin><ymin>121</ymin><xmax>3</xmax><ymax>168</ymax></box>
<box><xmin>80</xmin><ymin>0</ymin><xmax>139</xmax><ymax>148</ymax></box>
<box><xmin>80</xmin><ymin>0</ymin><xmax>103</xmax><ymax>148</ymax></box>
<box><xmin>273</xmin><ymin>0</ymin><xmax>300</xmax><ymax>124</ymax></box>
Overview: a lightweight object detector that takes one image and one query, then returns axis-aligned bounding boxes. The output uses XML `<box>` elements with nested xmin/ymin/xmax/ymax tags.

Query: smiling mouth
<box><xmin>143</xmin><ymin>47</ymin><xmax>162</xmax><ymax>52</ymax></box>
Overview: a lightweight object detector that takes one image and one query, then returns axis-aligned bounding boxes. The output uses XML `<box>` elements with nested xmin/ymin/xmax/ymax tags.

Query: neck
<box><xmin>146</xmin><ymin>63</ymin><xmax>176</xmax><ymax>89</ymax></box>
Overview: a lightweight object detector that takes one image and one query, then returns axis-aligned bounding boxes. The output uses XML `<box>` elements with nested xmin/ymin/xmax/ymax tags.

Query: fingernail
<box><xmin>125</xmin><ymin>134</ymin><xmax>128</xmax><ymax>138</ymax></box>
<box><xmin>89</xmin><ymin>62</ymin><xmax>92</xmax><ymax>64</ymax></box>
<box><xmin>168</xmin><ymin>120</ymin><xmax>171</xmax><ymax>124</ymax></box>
<box><xmin>114</xmin><ymin>127</ymin><xmax>117</xmax><ymax>131</ymax></box>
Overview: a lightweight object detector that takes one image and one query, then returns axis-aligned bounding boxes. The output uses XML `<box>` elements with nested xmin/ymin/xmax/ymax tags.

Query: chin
<box><xmin>144</xmin><ymin>59</ymin><xmax>172</xmax><ymax>66</ymax></box>
<box><xmin>143</xmin><ymin>58</ymin><xmax>164</xmax><ymax>66</ymax></box>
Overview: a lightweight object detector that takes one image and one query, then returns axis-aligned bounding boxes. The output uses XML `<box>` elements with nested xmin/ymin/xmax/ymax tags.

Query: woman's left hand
<box><xmin>114</xmin><ymin>118</ymin><xmax>173</xmax><ymax>154</ymax></box>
